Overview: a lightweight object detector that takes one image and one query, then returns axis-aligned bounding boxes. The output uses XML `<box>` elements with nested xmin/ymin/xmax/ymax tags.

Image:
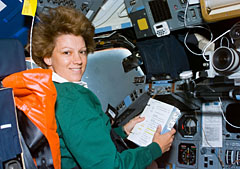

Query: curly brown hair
<box><xmin>27</xmin><ymin>6</ymin><xmax>95</xmax><ymax>68</ymax></box>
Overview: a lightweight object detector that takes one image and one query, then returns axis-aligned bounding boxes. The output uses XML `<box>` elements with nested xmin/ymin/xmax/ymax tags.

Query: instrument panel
<box><xmin>114</xmin><ymin>78</ymin><xmax>240</xmax><ymax>169</ymax></box>
<box><xmin>37</xmin><ymin>0</ymin><xmax>104</xmax><ymax>21</ymax></box>
<box><xmin>124</xmin><ymin>0</ymin><xmax>203</xmax><ymax>38</ymax></box>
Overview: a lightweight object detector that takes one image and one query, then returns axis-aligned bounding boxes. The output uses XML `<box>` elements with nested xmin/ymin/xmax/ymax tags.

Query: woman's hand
<box><xmin>123</xmin><ymin>116</ymin><xmax>145</xmax><ymax>136</ymax></box>
<box><xmin>152</xmin><ymin>125</ymin><xmax>176</xmax><ymax>154</ymax></box>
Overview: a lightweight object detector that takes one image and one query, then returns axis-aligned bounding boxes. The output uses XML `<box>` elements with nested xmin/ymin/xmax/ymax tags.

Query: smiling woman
<box><xmin>26</xmin><ymin>6</ymin><xmax>95</xmax><ymax>70</ymax></box>
<box><xmin>26</xmin><ymin>6</ymin><xmax>176</xmax><ymax>169</ymax></box>
<box><xmin>43</xmin><ymin>34</ymin><xmax>88</xmax><ymax>82</ymax></box>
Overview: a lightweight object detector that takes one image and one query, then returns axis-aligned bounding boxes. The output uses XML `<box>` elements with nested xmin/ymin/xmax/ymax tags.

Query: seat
<box><xmin>0</xmin><ymin>39</ymin><xmax>60</xmax><ymax>169</ymax></box>
<box><xmin>0</xmin><ymin>39</ymin><xmax>26</xmax><ymax>169</ymax></box>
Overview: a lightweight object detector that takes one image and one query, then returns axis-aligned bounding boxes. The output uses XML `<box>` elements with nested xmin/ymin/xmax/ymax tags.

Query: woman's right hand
<box><xmin>152</xmin><ymin>125</ymin><xmax>176</xmax><ymax>154</ymax></box>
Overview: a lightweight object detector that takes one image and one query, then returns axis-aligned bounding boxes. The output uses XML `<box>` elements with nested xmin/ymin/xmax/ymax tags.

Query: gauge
<box><xmin>178</xmin><ymin>143</ymin><xmax>196</xmax><ymax>165</ymax></box>
<box><xmin>178</xmin><ymin>114</ymin><xmax>198</xmax><ymax>137</ymax></box>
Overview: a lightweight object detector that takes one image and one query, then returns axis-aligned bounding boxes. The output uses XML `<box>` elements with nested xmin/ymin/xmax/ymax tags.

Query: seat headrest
<box><xmin>0</xmin><ymin>39</ymin><xmax>26</xmax><ymax>80</ymax></box>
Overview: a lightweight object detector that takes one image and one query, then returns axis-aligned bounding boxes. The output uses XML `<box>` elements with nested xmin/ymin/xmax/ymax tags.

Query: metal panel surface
<box><xmin>82</xmin><ymin>48</ymin><xmax>144</xmax><ymax>112</ymax></box>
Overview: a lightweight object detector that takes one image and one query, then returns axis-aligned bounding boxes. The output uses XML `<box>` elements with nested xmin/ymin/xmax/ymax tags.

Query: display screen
<box><xmin>226</xmin><ymin>103</ymin><xmax>240</xmax><ymax>133</ymax></box>
<box><xmin>149</xmin><ymin>0</ymin><xmax>172</xmax><ymax>23</ymax></box>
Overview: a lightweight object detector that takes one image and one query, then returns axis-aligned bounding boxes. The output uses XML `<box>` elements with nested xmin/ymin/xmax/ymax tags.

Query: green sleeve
<box><xmin>113</xmin><ymin>126</ymin><xmax>127</xmax><ymax>138</ymax></box>
<box><xmin>55</xmin><ymin>83</ymin><xmax>162</xmax><ymax>169</ymax></box>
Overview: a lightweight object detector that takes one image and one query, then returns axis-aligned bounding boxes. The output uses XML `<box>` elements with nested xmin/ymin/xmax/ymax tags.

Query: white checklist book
<box><xmin>127</xmin><ymin>98</ymin><xmax>181</xmax><ymax>147</ymax></box>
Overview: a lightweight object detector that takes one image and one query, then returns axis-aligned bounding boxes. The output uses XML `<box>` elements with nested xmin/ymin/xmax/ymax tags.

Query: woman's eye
<box><xmin>63</xmin><ymin>51</ymin><xmax>70</xmax><ymax>55</ymax></box>
<box><xmin>80</xmin><ymin>51</ymin><xmax>87</xmax><ymax>55</ymax></box>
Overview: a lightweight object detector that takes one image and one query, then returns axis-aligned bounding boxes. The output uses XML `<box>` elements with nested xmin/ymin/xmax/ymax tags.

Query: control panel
<box><xmin>115</xmin><ymin>80</ymin><xmax>184</xmax><ymax>125</ymax></box>
<box><xmin>37</xmin><ymin>0</ymin><xmax>104</xmax><ymax>21</ymax></box>
<box><xmin>115</xmin><ymin>79</ymin><xmax>240</xmax><ymax>169</ymax></box>
<box><xmin>124</xmin><ymin>0</ymin><xmax>203</xmax><ymax>38</ymax></box>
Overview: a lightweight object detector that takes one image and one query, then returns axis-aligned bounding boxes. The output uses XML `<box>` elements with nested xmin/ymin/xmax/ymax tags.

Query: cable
<box><xmin>220</xmin><ymin>36</ymin><xmax>230</xmax><ymax>47</ymax></box>
<box><xmin>151</xmin><ymin>88</ymin><xmax>165</xmax><ymax>99</ymax></box>
<box><xmin>202</xmin><ymin>29</ymin><xmax>231</xmax><ymax>62</ymax></box>
<box><xmin>202</xmin><ymin>122</ymin><xmax>214</xmax><ymax>147</ymax></box>
<box><xmin>118</xmin><ymin>34</ymin><xmax>135</xmax><ymax>49</ymax></box>
<box><xmin>193</xmin><ymin>111</ymin><xmax>224</xmax><ymax>168</ymax></box>
<box><xmin>94</xmin><ymin>31</ymin><xmax>117</xmax><ymax>39</ymax></box>
<box><xmin>215</xmin><ymin>148</ymin><xmax>225</xmax><ymax>168</ymax></box>
<box><xmin>184</xmin><ymin>30</ymin><xmax>213</xmax><ymax>56</ymax></box>
<box><xmin>184</xmin><ymin>31</ymin><xmax>204</xmax><ymax>56</ymax></box>
<box><xmin>183</xmin><ymin>0</ymin><xmax>214</xmax><ymax>57</ymax></box>
<box><xmin>184</xmin><ymin>1</ymin><xmax>205</xmax><ymax>30</ymax></box>
<box><xmin>183</xmin><ymin>0</ymin><xmax>231</xmax><ymax>64</ymax></box>
<box><xmin>218</xmin><ymin>97</ymin><xmax>240</xmax><ymax>129</ymax></box>
<box><xmin>94</xmin><ymin>30</ymin><xmax>135</xmax><ymax>49</ymax></box>
<box><xmin>29</xmin><ymin>16</ymin><xmax>35</xmax><ymax>69</ymax></box>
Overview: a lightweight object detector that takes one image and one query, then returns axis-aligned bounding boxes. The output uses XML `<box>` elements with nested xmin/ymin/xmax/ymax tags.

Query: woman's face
<box><xmin>44</xmin><ymin>34</ymin><xmax>87</xmax><ymax>82</ymax></box>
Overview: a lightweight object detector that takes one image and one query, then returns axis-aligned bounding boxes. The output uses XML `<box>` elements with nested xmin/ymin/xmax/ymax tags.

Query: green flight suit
<box><xmin>54</xmin><ymin>82</ymin><xmax>162</xmax><ymax>169</ymax></box>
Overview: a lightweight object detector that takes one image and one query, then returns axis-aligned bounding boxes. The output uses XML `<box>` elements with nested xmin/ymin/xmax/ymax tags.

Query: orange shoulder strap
<box><xmin>2</xmin><ymin>68</ymin><xmax>61</xmax><ymax>169</ymax></box>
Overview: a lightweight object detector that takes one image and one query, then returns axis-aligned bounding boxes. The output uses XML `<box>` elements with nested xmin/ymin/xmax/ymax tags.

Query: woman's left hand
<box><xmin>123</xmin><ymin>116</ymin><xmax>145</xmax><ymax>135</ymax></box>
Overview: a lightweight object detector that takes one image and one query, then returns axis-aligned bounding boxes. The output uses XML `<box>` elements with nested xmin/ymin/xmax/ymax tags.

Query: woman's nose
<box><xmin>72</xmin><ymin>53</ymin><xmax>82</xmax><ymax>64</ymax></box>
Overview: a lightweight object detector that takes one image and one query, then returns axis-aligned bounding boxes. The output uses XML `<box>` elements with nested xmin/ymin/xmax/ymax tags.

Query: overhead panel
<box><xmin>124</xmin><ymin>0</ymin><xmax>203</xmax><ymax>39</ymax></box>
<box><xmin>37</xmin><ymin>0</ymin><xmax>105</xmax><ymax>21</ymax></box>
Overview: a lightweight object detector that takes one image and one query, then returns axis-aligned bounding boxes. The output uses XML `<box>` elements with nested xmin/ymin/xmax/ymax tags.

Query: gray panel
<box><xmin>124</xmin><ymin>0</ymin><xmax>203</xmax><ymax>38</ymax></box>
<box><xmin>37</xmin><ymin>0</ymin><xmax>104</xmax><ymax>21</ymax></box>
<box><xmin>82</xmin><ymin>48</ymin><xmax>144</xmax><ymax>112</ymax></box>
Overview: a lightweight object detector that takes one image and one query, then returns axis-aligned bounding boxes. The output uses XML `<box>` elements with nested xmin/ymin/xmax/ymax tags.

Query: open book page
<box><xmin>127</xmin><ymin>98</ymin><xmax>181</xmax><ymax>147</ymax></box>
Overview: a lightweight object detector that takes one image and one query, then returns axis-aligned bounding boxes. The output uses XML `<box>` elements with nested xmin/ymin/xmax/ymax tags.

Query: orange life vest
<box><xmin>2</xmin><ymin>68</ymin><xmax>61</xmax><ymax>169</ymax></box>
